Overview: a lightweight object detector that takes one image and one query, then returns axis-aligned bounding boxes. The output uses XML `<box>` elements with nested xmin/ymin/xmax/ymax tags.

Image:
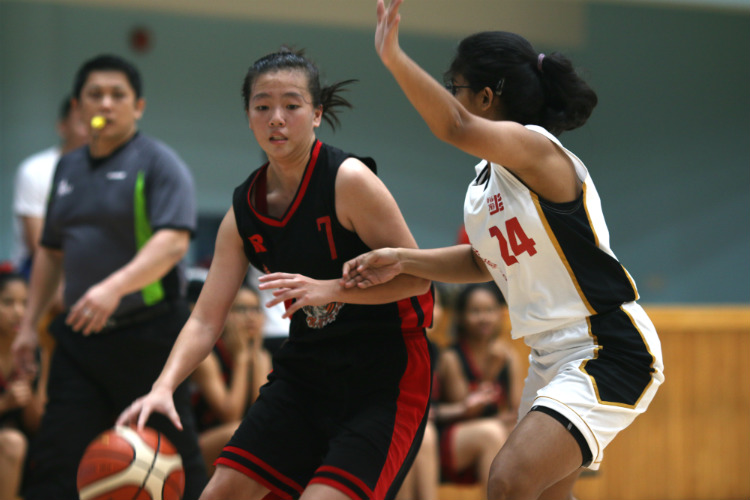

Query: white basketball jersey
<box><xmin>464</xmin><ymin>125</ymin><xmax>638</xmax><ymax>339</ymax></box>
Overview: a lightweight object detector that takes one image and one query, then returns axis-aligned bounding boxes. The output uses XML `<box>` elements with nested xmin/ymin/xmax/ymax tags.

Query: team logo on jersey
<box><xmin>487</xmin><ymin>193</ymin><xmax>504</xmax><ymax>215</ymax></box>
<box><xmin>57</xmin><ymin>179</ymin><xmax>73</xmax><ymax>197</ymax></box>
<box><xmin>302</xmin><ymin>301</ymin><xmax>345</xmax><ymax>329</ymax></box>
<box><xmin>248</xmin><ymin>234</ymin><xmax>267</xmax><ymax>253</ymax></box>
<box><xmin>106</xmin><ymin>171</ymin><xmax>127</xmax><ymax>180</ymax></box>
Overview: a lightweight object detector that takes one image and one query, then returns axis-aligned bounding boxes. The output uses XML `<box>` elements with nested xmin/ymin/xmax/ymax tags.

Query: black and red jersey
<box><xmin>232</xmin><ymin>140</ymin><xmax>433</xmax><ymax>343</ymax></box>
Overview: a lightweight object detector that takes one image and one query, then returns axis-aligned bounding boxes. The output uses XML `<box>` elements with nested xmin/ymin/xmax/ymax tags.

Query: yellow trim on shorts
<box><xmin>580</xmin><ymin>305</ymin><xmax>658</xmax><ymax>409</ymax></box>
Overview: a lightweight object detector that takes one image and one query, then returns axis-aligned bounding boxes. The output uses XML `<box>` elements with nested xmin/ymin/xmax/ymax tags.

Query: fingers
<box><xmin>13</xmin><ymin>347</ymin><xmax>38</xmax><ymax>378</ymax></box>
<box><xmin>67</xmin><ymin>302</ymin><xmax>108</xmax><ymax>335</ymax></box>
<box><xmin>117</xmin><ymin>397</ymin><xmax>183</xmax><ymax>432</ymax></box>
<box><xmin>116</xmin><ymin>400</ymin><xmax>143</xmax><ymax>427</ymax></box>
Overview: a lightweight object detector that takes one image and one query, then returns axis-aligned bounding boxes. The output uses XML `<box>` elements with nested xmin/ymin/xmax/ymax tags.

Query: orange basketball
<box><xmin>77</xmin><ymin>426</ymin><xmax>185</xmax><ymax>500</ymax></box>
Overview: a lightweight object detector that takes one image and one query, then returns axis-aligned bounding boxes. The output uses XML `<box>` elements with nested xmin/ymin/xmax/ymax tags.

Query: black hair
<box><xmin>446</xmin><ymin>31</ymin><xmax>597</xmax><ymax>136</ymax></box>
<box><xmin>58</xmin><ymin>95</ymin><xmax>73</xmax><ymax>121</ymax></box>
<box><xmin>242</xmin><ymin>47</ymin><xmax>356</xmax><ymax>130</ymax></box>
<box><xmin>73</xmin><ymin>54</ymin><xmax>143</xmax><ymax>99</ymax></box>
<box><xmin>0</xmin><ymin>269</ymin><xmax>26</xmax><ymax>294</ymax></box>
<box><xmin>453</xmin><ymin>282</ymin><xmax>506</xmax><ymax>338</ymax></box>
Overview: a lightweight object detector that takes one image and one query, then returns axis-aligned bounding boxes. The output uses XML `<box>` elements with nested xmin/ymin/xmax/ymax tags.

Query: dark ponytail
<box><xmin>242</xmin><ymin>46</ymin><xmax>356</xmax><ymax>131</ymax></box>
<box><xmin>447</xmin><ymin>31</ymin><xmax>597</xmax><ymax>136</ymax></box>
<box><xmin>536</xmin><ymin>51</ymin><xmax>598</xmax><ymax>135</ymax></box>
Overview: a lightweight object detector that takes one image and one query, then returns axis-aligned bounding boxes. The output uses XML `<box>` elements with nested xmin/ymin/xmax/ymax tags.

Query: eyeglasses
<box><xmin>445</xmin><ymin>79</ymin><xmax>505</xmax><ymax>96</ymax></box>
<box><xmin>231</xmin><ymin>305</ymin><xmax>262</xmax><ymax>314</ymax></box>
<box><xmin>444</xmin><ymin>82</ymin><xmax>472</xmax><ymax>96</ymax></box>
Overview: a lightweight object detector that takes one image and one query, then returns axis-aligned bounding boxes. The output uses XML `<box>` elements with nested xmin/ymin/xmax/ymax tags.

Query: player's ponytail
<box><xmin>536</xmin><ymin>51</ymin><xmax>598</xmax><ymax>135</ymax></box>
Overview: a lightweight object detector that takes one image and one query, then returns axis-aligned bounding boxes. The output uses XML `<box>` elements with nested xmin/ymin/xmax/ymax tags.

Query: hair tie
<box><xmin>537</xmin><ymin>53</ymin><xmax>545</xmax><ymax>73</ymax></box>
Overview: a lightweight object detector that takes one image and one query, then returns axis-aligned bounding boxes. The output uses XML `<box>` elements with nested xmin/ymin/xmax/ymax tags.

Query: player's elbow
<box><xmin>411</xmin><ymin>276</ymin><xmax>432</xmax><ymax>296</ymax></box>
<box><xmin>431</xmin><ymin>109</ymin><xmax>471</xmax><ymax>147</ymax></box>
<box><xmin>161</xmin><ymin>229</ymin><xmax>191</xmax><ymax>262</ymax></box>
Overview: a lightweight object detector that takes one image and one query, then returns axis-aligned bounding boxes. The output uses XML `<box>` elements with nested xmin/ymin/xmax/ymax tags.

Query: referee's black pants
<box><xmin>22</xmin><ymin>301</ymin><xmax>207</xmax><ymax>500</ymax></box>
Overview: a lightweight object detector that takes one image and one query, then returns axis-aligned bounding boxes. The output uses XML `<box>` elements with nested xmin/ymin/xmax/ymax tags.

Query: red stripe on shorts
<box><xmin>373</xmin><ymin>332</ymin><xmax>431</xmax><ymax>499</ymax></box>
<box><xmin>220</xmin><ymin>446</ymin><xmax>304</xmax><ymax>494</ymax></box>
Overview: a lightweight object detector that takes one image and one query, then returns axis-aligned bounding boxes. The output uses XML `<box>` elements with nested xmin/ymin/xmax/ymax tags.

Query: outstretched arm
<box><xmin>341</xmin><ymin>244</ymin><xmax>491</xmax><ymax>289</ymax></box>
<box><xmin>375</xmin><ymin>0</ymin><xmax>579</xmax><ymax>203</ymax></box>
<box><xmin>117</xmin><ymin>208</ymin><xmax>249</xmax><ymax>430</ymax></box>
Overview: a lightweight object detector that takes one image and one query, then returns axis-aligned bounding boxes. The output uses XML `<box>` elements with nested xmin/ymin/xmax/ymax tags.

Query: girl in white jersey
<box><xmin>342</xmin><ymin>1</ymin><xmax>665</xmax><ymax>499</ymax></box>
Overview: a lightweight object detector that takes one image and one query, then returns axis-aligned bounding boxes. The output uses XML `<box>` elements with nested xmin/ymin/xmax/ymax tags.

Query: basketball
<box><xmin>76</xmin><ymin>425</ymin><xmax>185</xmax><ymax>500</ymax></box>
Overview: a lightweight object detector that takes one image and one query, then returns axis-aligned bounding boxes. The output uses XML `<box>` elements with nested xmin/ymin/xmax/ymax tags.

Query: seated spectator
<box><xmin>0</xmin><ymin>268</ymin><xmax>43</xmax><ymax>500</ymax></box>
<box><xmin>189</xmin><ymin>284</ymin><xmax>272</xmax><ymax>475</ymax></box>
<box><xmin>432</xmin><ymin>283</ymin><xmax>522</xmax><ymax>495</ymax></box>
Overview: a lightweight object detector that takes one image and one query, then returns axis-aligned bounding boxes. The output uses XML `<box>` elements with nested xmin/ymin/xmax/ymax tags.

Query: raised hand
<box><xmin>375</xmin><ymin>0</ymin><xmax>404</xmax><ymax>66</ymax></box>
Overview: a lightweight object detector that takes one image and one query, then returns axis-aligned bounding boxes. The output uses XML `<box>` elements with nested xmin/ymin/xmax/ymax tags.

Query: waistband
<box><xmin>100</xmin><ymin>300</ymin><xmax>177</xmax><ymax>333</ymax></box>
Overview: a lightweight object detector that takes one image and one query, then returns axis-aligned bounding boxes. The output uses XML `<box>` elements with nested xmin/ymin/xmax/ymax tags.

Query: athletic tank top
<box><xmin>463</xmin><ymin>125</ymin><xmax>638</xmax><ymax>338</ymax></box>
<box><xmin>233</xmin><ymin>140</ymin><xmax>433</xmax><ymax>342</ymax></box>
<box><xmin>452</xmin><ymin>341</ymin><xmax>509</xmax><ymax>417</ymax></box>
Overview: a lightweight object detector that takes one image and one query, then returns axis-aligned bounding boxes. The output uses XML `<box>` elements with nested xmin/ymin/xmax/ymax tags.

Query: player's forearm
<box><xmin>151</xmin><ymin>315</ymin><xmax>223</xmax><ymax>393</ymax></box>
<box><xmin>397</xmin><ymin>245</ymin><xmax>491</xmax><ymax>284</ymax></box>
<box><xmin>385</xmin><ymin>48</ymin><xmax>470</xmax><ymax>145</ymax></box>
<box><xmin>102</xmin><ymin>229</ymin><xmax>190</xmax><ymax>299</ymax></box>
<box><xmin>336</xmin><ymin>273</ymin><xmax>430</xmax><ymax>305</ymax></box>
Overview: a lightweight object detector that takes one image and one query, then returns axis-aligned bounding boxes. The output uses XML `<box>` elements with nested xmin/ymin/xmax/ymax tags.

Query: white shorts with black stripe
<box><xmin>519</xmin><ymin>301</ymin><xmax>664</xmax><ymax>470</ymax></box>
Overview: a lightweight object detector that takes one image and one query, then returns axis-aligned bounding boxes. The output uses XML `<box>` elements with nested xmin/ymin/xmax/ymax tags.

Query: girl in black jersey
<box><xmin>118</xmin><ymin>48</ymin><xmax>433</xmax><ymax>500</ymax></box>
<box><xmin>432</xmin><ymin>284</ymin><xmax>521</xmax><ymax>493</ymax></box>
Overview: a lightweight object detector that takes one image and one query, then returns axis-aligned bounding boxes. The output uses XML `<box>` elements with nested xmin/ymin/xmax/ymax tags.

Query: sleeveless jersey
<box><xmin>233</xmin><ymin>140</ymin><xmax>433</xmax><ymax>343</ymax></box>
<box><xmin>464</xmin><ymin>125</ymin><xmax>638</xmax><ymax>338</ymax></box>
<box><xmin>451</xmin><ymin>341</ymin><xmax>509</xmax><ymax>417</ymax></box>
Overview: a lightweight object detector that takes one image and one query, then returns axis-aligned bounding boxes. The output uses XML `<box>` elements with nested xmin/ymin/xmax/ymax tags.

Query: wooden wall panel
<box><xmin>574</xmin><ymin>306</ymin><xmax>750</xmax><ymax>500</ymax></box>
<box><xmin>437</xmin><ymin>306</ymin><xmax>750</xmax><ymax>500</ymax></box>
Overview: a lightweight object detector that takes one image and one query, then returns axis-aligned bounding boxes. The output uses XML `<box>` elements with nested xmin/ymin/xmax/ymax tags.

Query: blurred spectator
<box><xmin>432</xmin><ymin>283</ymin><xmax>522</xmax><ymax>495</ymax></box>
<box><xmin>189</xmin><ymin>284</ymin><xmax>272</xmax><ymax>475</ymax></box>
<box><xmin>0</xmin><ymin>269</ymin><xmax>43</xmax><ymax>500</ymax></box>
<box><xmin>11</xmin><ymin>97</ymin><xmax>88</xmax><ymax>278</ymax></box>
<box><xmin>246</xmin><ymin>266</ymin><xmax>289</xmax><ymax>356</ymax></box>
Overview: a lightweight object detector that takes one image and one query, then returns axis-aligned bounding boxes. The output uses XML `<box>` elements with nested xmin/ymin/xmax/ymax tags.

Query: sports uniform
<box><xmin>23</xmin><ymin>133</ymin><xmax>207</xmax><ymax>500</ymax></box>
<box><xmin>438</xmin><ymin>341</ymin><xmax>510</xmax><ymax>483</ymax></box>
<box><xmin>463</xmin><ymin>125</ymin><xmax>664</xmax><ymax>469</ymax></box>
<box><xmin>218</xmin><ymin>140</ymin><xmax>434</xmax><ymax>500</ymax></box>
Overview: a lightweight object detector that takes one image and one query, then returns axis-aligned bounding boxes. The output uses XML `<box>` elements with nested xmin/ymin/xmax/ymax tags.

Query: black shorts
<box><xmin>216</xmin><ymin>330</ymin><xmax>431</xmax><ymax>500</ymax></box>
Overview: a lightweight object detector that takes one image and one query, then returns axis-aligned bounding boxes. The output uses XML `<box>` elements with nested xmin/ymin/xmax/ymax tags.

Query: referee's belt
<box><xmin>102</xmin><ymin>300</ymin><xmax>175</xmax><ymax>332</ymax></box>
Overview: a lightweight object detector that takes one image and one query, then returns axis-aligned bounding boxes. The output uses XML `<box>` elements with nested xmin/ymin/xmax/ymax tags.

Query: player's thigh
<box><xmin>200</xmin><ymin>465</ymin><xmax>269</xmax><ymax>500</ymax></box>
<box><xmin>215</xmin><ymin>378</ymin><xmax>324</xmax><ymax>498</ymax></box>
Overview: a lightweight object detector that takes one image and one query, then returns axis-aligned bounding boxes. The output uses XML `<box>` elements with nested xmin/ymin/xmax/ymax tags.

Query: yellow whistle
<box><xmin>91</xmin><ymin>116</ymin><xmax>106</xmax><ymax>129</ymax></box>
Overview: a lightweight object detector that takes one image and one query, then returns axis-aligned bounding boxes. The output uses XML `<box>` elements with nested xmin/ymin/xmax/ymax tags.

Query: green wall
<box><xmin>1</xmin><ymin>1</ymin><xmax>748</xmax><ymax>303</ymax></box>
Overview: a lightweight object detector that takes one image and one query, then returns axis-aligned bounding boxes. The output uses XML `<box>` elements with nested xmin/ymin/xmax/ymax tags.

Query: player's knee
<box><xmin>487</xmin><ymin>456</ymin><xmax>540</xmax><ymax>500</ymax></box>
<box><xmin>0</xmin><ymin>428</ymin><xmax>28</xmax><ymax>464</ymax></box>
<box><xmin>487</xmin><ymin>470</ymin><xmax>538</xmax><ymax>500</ymax></box>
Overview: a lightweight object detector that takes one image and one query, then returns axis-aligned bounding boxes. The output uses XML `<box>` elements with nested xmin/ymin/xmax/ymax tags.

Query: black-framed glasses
<box><xmin>231</xmin><ymin>305</ymin><xmax>262</xmax><ymax>314</ymax></box>
<box><xmin>444</xmin><ymin>82</ymin><xmax>472</xmax><ymax>96</ymax></box>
